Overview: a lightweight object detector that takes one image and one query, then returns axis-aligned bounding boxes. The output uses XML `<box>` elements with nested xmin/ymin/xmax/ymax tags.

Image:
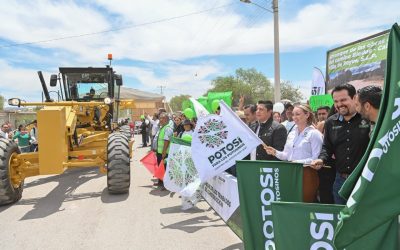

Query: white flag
<box><xmin>189</xmin><ymin>97</ymin><xmax>209</xmax><ymax>119</ymax></box>
<box><xmin>192</xmin><ymin>100</ymin><xmax>263</xmax><ymax>182</ymax></box>
<box><xmin>164</xmin><ymin>137</ymin><xmax>201</xmax><ymax>197</ymax></box>
<box><xmin>311</xmin><ymin>67</ymin><xmax>326</xmax><ymax>95</ymax></box>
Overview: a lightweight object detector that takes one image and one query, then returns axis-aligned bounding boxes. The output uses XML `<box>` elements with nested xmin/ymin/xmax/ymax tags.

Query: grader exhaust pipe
<box><xmin>38</xmin><ymin>71</ymin><xmax>53</xmax><ymax>102</ymax></box>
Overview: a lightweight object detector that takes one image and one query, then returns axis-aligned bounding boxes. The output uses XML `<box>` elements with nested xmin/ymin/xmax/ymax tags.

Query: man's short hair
<box><xmin>257</xmin><ymin>100</ymin><xmax>273</xmax><ymax>111</ymax></box>
<box><xmin>159</xmin><ymin>112</ymin><xmax>169</xmax><ymax>120</ymax></box>
<box><xmin>317</xmin><ymin>106</ymin><xmax>330</xmax><ymax>112</ymax></box>
<box><xmin>244</xmin><ymin>104</ymin><xmax>257</xmax><ymax>114</ymax></box>
<box><xmin>284</xmin><ymin>103</ymin><xmax>294</xmax><ymax>110</ymax></box>
<box><xmin>357</xmin><ymin>85</ymin><xmax>382</xmax><ymax>109</ymax></box>
<box><xmin>332</xmin><ymin>83</ymin><xmax>356</xmax><ymax>98</ymax></box>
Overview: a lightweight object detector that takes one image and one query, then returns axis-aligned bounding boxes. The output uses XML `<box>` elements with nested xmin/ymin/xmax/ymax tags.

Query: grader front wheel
<box><xmin>107</xmin><ymin>133</ymin><xmax>130</xmax><ymax>194</ymax></box>
<box><xmin>0</xmin><ymin>139</ymin><xmax>23</xmax><ymax>205</ymax></box>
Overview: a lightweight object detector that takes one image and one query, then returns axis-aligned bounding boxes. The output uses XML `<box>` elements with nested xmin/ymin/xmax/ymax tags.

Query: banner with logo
<box><xmin>311</xmin><ymin>67</ymin><xmax>326</xmax><ymax>95</ymax></box>
<box><xmin>271</xmin><ymin>202</ymin><xmax>398</xmax><ymax>250</ymax></box>
<box><xmin>191</xmin><ymin>101</ymin><xmax>262</xmax><ymax>182</ymax></box>
<box><xmin>236</xmin><ymin>161</ymin><xmax>303</xmax><ymax>250</ymax></box>
<box><xmin>201</xmin><ymin>172</ymin><xmax>240</xmax><ymax>222</ymax></box>
<box><xmin>164</xmin><ymin>137</ymin><xmax>201</xmax><ymax>197</ymax></box>
<box><xmin>190</xmin><ymin>97</ymin><xmax>209</xmax><ymax>119</ymax></box>
<box><xmin>335</xmin><ymin>23</ymin><xmax>400</xmax><ymax>248</ymax></box>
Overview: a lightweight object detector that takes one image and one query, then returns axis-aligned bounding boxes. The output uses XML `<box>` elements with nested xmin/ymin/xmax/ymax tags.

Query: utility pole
<box><xmin>157</xmin><ymin>85</ymin><xmax>166</xmax><ymax>95</ymax></box>
<box><xmin>240</xmin><ymin>0</ymin><xmax>281</xmax><ymax>102</ymax></box>
<box><xmin>272</xmin><ymin>0</ymin><xmax>281</xmax><ymax>102</ymax></box>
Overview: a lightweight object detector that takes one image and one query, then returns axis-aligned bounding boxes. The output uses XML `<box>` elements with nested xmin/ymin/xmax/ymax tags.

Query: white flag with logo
<box><xmin>311</xmin><ymin>67</ymin><xmax>325</xmax><ymax>95</ymax></box>
<box><xmin>164</xmin><ymin>137</ymin><xmax>201</xmax><ymax>197</ymax></box>
<box><xmin>192</xmin><ymin>100</ymin><xmax>263</xmax><ymax>182</ymax></box>
<box><xmin>190</xmin><ymin>97</ymin><xmax>209</xmax><ymax>119</ymax></box>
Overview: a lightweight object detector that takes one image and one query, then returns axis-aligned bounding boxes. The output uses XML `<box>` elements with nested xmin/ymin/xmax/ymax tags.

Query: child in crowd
<box><xmin>178</xmin><ymin>119</ymin><xmax>194</xmax><ymax>138</ymax></box>
<box><xmin>13</xmin><ymin>125</ymin><xmax>31</xmax><ymax>153</ymax></box>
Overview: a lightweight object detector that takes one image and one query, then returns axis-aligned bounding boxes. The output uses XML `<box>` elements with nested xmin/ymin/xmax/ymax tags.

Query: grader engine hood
<box><xmin>37</xmin><ymin>106</ymin><xmax>70</xmax><ymax>174</ymax></box>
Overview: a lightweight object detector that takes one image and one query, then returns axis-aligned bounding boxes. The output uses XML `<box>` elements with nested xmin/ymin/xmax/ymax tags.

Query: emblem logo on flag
<box><xmin>197</xmin><ymin>119</ymin><xmax>228</xmax><ymax>148</ymax></box>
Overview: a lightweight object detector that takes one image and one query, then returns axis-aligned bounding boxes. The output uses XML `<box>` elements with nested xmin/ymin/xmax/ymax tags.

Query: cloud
<box><xmin>118</xmin><ymin>60</ymin><xmax>223</xmax><ymax>100</ymax></box>
<box><xmin>1</xmin><ymin>0</ymin><xmax>397</xmax><ymax>62</ymax></box>
<box><xmin>0</xmin><ymin>60</ymin><xmax>52</xmax><ymax>102</ymax></box>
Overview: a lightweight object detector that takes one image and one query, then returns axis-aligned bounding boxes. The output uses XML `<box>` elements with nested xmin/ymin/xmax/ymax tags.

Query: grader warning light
<box><xmin>1</xmin><ymin>65</ymin><xmax>134</xmax><ymax>205</ymax></box>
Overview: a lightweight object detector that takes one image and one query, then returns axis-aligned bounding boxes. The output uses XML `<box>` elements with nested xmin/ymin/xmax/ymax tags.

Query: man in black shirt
<box><xmin>311</xmin><ymin>84</ymin><xmax>370</xmax><ymax>204</ymax></box>
<box><xmin>251</xmin><ymin>100</ymin><xmax>287</xmax><ymax>160</ymax></box>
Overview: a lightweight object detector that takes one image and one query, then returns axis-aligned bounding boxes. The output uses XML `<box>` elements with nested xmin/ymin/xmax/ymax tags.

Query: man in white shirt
<box><xmin>0</xmin><ymin>124</ymin><xmax>9</xmax><ymax>139</ymax></box>
<box><xmin>281</xmin><ymin>103</ymin><xmax>296</xmax><ymax>133</ymax></box>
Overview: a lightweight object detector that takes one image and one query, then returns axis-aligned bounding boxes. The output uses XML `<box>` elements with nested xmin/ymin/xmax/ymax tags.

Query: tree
<box><xmin>169</xmin><ymin>94</ymin><xmax>191</xmax><ymax>112</ymax></box>
<box><xmin>0</xmin><ymin>95</ymin><xmax>4</xmax><ymax>111</ymax></box>
<box><xmin>279</xmin><ymin>81</ymin><xmax>303</xmax><ymax>102</ymax></box>
<box><xmin>206</xmin><ymin>68</ymin><xmax>302</xmax><ymax>105</ymax></box>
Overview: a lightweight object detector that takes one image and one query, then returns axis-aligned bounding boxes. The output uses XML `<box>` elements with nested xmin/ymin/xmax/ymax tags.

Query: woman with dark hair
<box><xmin>264</xmin><ymin>104</ymin><xmax>323</xmax><ymax>164</ymax></box>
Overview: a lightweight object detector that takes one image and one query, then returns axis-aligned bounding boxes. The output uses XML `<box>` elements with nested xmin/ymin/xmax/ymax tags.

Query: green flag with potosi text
<box><xmin>335</xmin><ymin>23</ymin><xmax>400</xmax><ymax>248</ymax></box>
<box><xmin>236</xmin><ymin>161</ymin><xmax>303</xmax><ymax>250</ymax></box>
<box><xmin>271</xmin><ymin>202</ymin><xmax>398</xmax><ymax>250</ymax></box>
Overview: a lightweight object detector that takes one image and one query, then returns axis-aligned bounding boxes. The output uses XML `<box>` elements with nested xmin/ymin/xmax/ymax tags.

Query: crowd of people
<box><xmin>135</xmin><ymin>83</ymin><xmax>382</xmax><ymax>208</ymax></box>
<box><xmin>0</xmin><ymin>120</ymin><xmax>39</xmax><ymax>152</ymax></box>
<box><xmin>240</xmin><ymin>83</ymin><xmax>381</xmax><ymax>205</ymax></box>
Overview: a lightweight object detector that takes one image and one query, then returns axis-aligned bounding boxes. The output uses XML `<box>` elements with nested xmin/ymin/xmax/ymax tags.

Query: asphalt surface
<box><xmin>0</xmin><ymin>135</ymin><xmax>243</xmax><ymax>250</ymax></box>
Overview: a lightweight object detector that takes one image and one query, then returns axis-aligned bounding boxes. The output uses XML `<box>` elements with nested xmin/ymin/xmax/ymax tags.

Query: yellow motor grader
<box><xmin>1</xmin><ymin>66</ymin><xmax>134</xmax><ymax>205</ymax></box>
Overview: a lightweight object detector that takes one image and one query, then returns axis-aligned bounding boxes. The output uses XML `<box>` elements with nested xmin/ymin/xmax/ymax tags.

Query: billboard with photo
<box><xmin>326</xmin><ymin>30</ymin><xmax>389</xmax><ymax>92</ymax></box>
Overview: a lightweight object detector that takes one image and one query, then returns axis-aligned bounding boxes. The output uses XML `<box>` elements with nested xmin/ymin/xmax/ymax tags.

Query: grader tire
<box><xmin>120</xmin><ymin>125</ymin><xmax>131</xmax><ymax>139</ymax></box>
<box><xmin>0</xmin><ymin>138</ymin><xmax>23</xmax><ymax>205</ymax></box>
<box><xmin>107</xmin><ymin>133</ymin><xmax>130</xmax><ymax>194</ymax></box>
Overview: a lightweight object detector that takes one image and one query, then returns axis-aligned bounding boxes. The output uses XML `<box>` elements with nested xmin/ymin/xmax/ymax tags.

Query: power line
<box><xmin>0</xmin><ymin>3</ymin><xmax>237</xmax><ymax>49</ymax></box>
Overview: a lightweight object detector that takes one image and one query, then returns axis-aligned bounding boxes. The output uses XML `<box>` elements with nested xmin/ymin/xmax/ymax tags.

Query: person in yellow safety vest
<box><xmin>155</xmin><ymin>112</ymin><xmax>174</xmax><ymax>188</ymax></box>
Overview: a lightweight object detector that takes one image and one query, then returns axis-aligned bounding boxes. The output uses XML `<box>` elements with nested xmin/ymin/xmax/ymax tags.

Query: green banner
<box><xmin>309</xmin><ymin>94</ymin><xmax>334</xmax><ymax>111</ymax></box>
<box><xmin>271</xmin><ymin>202</ymin><xmax>398</xmax><ymax>250</ymax></box>
<box><xmin>207</xmin><ymin>91</ymin><xmax>232</xmax><ymax>112</ymax></box>
<box><xmin>236</xmin><ymin>161</ymin><xmax>303</xmax><ymax>250</ymax></box>
<box><xmin>335</xmin><ymin>23</ymin><xmax>400</xmax><ymax>248</ymax></box>
<box><xmin>328</xmin><ymin>33</ymin><xmax>389</xmax><ymax>73</ymax></box>
<box><xmin>327</xmin><ymin>31</ymin><xmax>389</xmax><ymax>91</ymax></box>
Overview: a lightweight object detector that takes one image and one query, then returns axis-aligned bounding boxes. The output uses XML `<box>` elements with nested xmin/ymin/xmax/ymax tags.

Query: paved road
<box><xmin>0</xmin><ymin>135</ymin><xmax>243</xmax><ymax>250</ymax></box>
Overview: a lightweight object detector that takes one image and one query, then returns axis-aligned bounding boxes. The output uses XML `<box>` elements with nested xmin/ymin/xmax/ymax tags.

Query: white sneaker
<box><xmin>181</xmin><ymin>198</ymin><xmax>194</xmax><ymax>211</ymax></box>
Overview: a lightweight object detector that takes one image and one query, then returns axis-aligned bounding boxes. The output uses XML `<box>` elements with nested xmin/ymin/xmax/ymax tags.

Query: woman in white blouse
<box><xmin>264</xmin><ymin>104</ymin><xmax>323</xmax><ymax>164</ymax></box>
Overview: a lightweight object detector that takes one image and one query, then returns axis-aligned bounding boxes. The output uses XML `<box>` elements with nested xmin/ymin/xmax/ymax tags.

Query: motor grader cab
<box><xmin>1</xmin><ymin>66</ymin><xmax>133</xmax><ymax>206</ymax></box>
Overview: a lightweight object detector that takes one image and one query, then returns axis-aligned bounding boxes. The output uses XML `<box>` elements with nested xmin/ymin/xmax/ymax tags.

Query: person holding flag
<box><xmin>264</xmin><ymin>104</ymin><xmax>323</xmax><ymax>164</ymax></box>
<box><xmin>155</xmin><ymin>112</ymin><xmax>174</xmax><ymax>189</ymax></box>
<box><xmin>251</xmin><ymin>100</ymin><xmax>287</xmax><ymax>160</ymax></box>
<box><xmin>311</xmin><ymin>83</ymin><xmax>370</xmax><ymax>204</ymax></box>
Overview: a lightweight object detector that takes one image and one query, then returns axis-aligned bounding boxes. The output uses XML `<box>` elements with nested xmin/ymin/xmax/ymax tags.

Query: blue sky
<box><xmin>0</xmin><ymin>0</ymin><xmax>398</xmax><ymax>103</ymax></box>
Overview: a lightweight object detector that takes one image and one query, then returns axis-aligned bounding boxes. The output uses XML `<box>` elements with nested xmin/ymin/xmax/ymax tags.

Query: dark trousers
<box><xmin>317</xmin><ymin>167</ymin><xmax>336</xmax><ymax>204</ymax></box>
<box><xmin>141</xmin><ymin>133</ymin><xmax>147</xmax><ymax>147</ymax></box>
<box><xmin>333</xmin><ymin>173</ymin><xmax>347</xmax><ymax>205</ymax></box>
<box><xmin>156</xmin><ymin>153</ymin><xmax>168</xmax><ymax>182</ymax></box>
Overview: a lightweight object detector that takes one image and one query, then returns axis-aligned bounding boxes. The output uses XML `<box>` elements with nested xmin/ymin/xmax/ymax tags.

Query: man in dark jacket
<box><xmin>140</xmin><ymin>117</ymin><xmax>148</xmax><ymax>147</ymax></box>
<box><xmin>251</xmin><ymin>100</ymin><xmax>287</xmax><ymax>160</ymax></box>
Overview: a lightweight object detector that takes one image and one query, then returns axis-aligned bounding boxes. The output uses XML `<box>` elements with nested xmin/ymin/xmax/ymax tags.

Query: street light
<box><xmin>240</xmin><ymin>0</ymin><xmax>281</xmax><ymax>102</ymax></box>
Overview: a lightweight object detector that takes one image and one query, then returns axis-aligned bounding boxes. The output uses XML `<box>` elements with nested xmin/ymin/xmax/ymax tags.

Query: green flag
<box><xmin>207</xmin><ymin>91</ymin><xmax>232</xmax><ymax>111</ymax></box>
<box><xmin>309</xmin><ymin>94</ymin><xmax>334</xmax><ymax>111</ymax></box>
<box><xmin>271</xmin><ymin>202</ymin><xmax>398</xmax><ymax>250</ymax></box>
<box><xmin>197</xmin><ymin>96</ymin><xmax>209</xmax><ymax>110</ymax></box>
<box><xmin>335</xmin><ymin>23</ymin><xmax>400</xmax><ymax>248</ymax></box>
<box><xmin>236</xmin><ymin>161</ymin><xmax>303</xmax><ymax>249</ymax></box>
